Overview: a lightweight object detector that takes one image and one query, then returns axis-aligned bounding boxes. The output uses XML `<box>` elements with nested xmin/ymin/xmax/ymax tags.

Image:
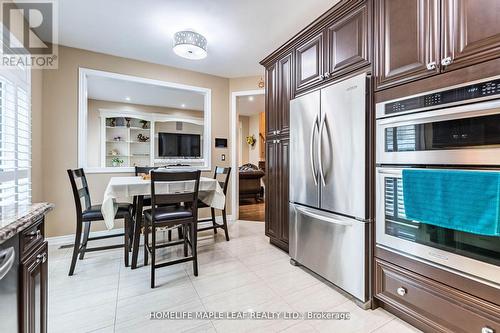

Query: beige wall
<box><xmin>229</xmin><ymin>76</ymin><xmax>263</xmax><ymax>93</ymax></box>
<box><xmin>248</xmin><ymin>114</ymin><xmax>261</xmax><ymax>165</ymax></box>
<box><xmin>41</xmin><ymin>46</ymin><xmax>232</xmax><ymax>237</ymax></box>
<box><xmin>238</xmin><ymin>116</ymin><xmax>250</xmax><ymax>165</ymax></box>
<box><xmin>31</xmin><ymin>69</ymin><xmax>43</xmax><ymax>202</ymax></box>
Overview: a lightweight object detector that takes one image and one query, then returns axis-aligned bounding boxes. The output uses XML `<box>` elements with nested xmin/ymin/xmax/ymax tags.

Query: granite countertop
<box><xmin>0</xmin><ymin>202</ymin><xmax>55</xmax><ymax>244</ymax></box>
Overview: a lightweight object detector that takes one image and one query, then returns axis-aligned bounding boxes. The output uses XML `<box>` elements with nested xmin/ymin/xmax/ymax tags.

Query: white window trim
<box><xmin>78</xmin><ymin>67</ymin><xmax>212</xmax><ymax>173</ymax></box>
<box><xmin>0</xmin><ymin>53</ymin><xmax>31</xmax><ymax>206</ymax></box>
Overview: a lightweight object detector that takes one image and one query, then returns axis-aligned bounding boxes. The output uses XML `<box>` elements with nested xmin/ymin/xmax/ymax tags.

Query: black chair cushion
<box><xmin>144</xmin><ymin>206</ymin><xmax>193</xmax><ymax>223</ymax></box>
<box><xmin>82</xmin><ymin>203</ymin><xmax>132</xmax><ymax>221</ymax></box>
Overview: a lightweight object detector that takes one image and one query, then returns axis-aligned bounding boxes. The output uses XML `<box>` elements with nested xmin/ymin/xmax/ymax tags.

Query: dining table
<box><xmin>101</xmin><ymin>175</ymin><xmax>225</xmax><ymax>269</ymax></box>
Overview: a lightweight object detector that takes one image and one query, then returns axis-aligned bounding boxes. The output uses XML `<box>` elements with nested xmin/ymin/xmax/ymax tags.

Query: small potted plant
<box><xmin>246</xmin><ymin>134</ymin><xmax>256</xmax><ymax>147</ymax></box>
<box><xmin>111</xmin><ymin>157</ymin><xmax>124</xmax><ymax>167</ymax></box>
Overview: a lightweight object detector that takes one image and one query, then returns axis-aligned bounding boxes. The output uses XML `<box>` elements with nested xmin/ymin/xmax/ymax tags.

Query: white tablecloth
<box><xmin>101</xmin><ymin>176</ymin><xmax>225</xmax><ymax>229</ymax></box>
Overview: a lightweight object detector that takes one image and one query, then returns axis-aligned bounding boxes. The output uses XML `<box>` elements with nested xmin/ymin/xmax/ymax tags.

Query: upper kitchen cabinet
<box><xmin>375</xmin><ymin>0</ymin><xmax>440</xmax><ymax>90</ymax></box>
<box><xmin>325</xmin><ymin>1</ymin><xmax>371</xmax><ymax>79</ymax></box>
<box><xmin>265</xmin><ymin>52</ymin><xmax>292</xmax><ymax>137</ymax></box>
<box><xmin>441</xmin><ymin>0</ymin><xmax>500</xmax><ymax>71</ymax></box>
<box><xmin>294</xmin><ymin>32</ymin><xmax>324</xmax><ymax>94</ymax></box>
<box><xmin>265</xmin><ymin>62</ymin><xmax>278</xmax><ymax>137</ymax></box>
<box><xmin>277</xmin><ymin>52</ymin><xmax>292</xmax><ymax>136</ymax></box>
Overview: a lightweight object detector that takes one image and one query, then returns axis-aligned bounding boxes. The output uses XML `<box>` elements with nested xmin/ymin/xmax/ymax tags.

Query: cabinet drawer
<box><xmin>375</xmin><ymin>259</ymin><xmax>500</xmax><ymax>333</ymax></box>
<box><xmin>20</xmin><ymin>217</ymin><xmax>44</xmax><ymax>259</ymax></box>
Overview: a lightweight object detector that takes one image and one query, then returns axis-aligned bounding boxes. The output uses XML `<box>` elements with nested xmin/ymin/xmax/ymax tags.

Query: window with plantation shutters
<box><xmin>0</xmin><ymin>63</ymin><xmax>31</xmax><ymax>211</ymax></box>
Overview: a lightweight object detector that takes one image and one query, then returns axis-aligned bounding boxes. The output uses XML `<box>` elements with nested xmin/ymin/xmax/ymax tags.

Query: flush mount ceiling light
<box><xmin>173</xmin><ymin>31</ymin><xmax>207</xmax><ymax>60</ymax></box>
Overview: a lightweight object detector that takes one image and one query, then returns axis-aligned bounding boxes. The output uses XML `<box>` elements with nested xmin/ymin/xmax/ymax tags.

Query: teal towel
<box><xmin>402</xmin><ymin>169</ymin><xmax>500</xmax><ymax>236</ymax></box>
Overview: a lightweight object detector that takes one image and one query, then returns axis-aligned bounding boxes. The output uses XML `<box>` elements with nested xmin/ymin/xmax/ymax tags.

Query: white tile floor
<box><xmin>48</xmin><ymin>220</ymin><xmax>422</xmax><ymax>333</ymax></box>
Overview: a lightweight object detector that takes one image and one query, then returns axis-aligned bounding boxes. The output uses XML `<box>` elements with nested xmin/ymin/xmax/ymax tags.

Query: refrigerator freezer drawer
<box><xmin>290</xmin><ymin>203</ymin><xmax>368</xmax><ymax>302</ymax></box>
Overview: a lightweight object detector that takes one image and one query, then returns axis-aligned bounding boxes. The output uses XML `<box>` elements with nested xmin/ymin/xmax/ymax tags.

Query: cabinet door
<box><xmin>265</xmin><ymin>140</ymin><xmax>280</xmax><ymax>239</ymax></box>
<box><xmin>277</xmin><ymin>53</ymin><xmax>292</xmax><ymax>136</ymax></box>
<box><xmin>295</xmin><ymin>32</ymin><xmax>324</xmax><ymax>93</ymax></box>
<box><xmin>326</xmin><ymin>1</ymin><xmax>371</xmax><ymax>79</ymax></box>
<box><xmin>375</xmin><ymin>0</ymin><xmax>440</xmax><ymax>90</ymax></box>
<box><xmin>278</xmin><ymin>138</ymin><xmax>290</xmax><ymax>244</ymax></box>
<box><xmin>265</xmin><ymin>63</ymin><xmax>279</xmax><ymax>137</ymax></box>
<box><xmin>22</xmin><ymin>242</ymin><xmax>48</xmax><ymax>333</ymax></box>
<box><xmin>441</xmin><ymin>0</ymin><xmax>500</xmax><ymax>71</ymax></box>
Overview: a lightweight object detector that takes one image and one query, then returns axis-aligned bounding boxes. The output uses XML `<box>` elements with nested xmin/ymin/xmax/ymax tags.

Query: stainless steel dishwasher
<box><xmin>0</xmin><ymin>234</ymin><xmax>20</xmax><ymax>333</ymax></box>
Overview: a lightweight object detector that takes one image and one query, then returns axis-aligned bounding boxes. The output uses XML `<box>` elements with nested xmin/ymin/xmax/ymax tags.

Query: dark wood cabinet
<box><xmin>265</xmin><ymin>139</ymin><xmax>279</xmax><ymax>240</ymax></box>
<box><xmin>375</xmin><ymin>0</ymin><xmax>500</xmax><ymax>90</ymax></box>
<box><xmin>22</xmin><ymin>242</ymin><xmax>48</xmax><ymax>333</ymax></box>
<box><xmin>375</xmin><ymin>0</ymin><xmax>440</xmax><ymax>90</ymax></box>
<box><xmin>441</xmin><ymin>0</ymin><xmax>500</xmax><ymax>71</ymax></box>
<box><xmin>326</xmin><ymin>1</ymin><xmax>371</xmax><ymax>79</ymax></box>
<box><xmin>294</xmin><ymin>32</ymin><xmax>324</xmax><ymax>93</ymax></box>
<box><xmin>265</xmin><ymin>138</ymin><xmax>289</xmax><ymax>251</ymax></box>
<box><xmin>277</xmin><ymin>53</ymin><xmax>292</xmax><ymax>137</ymax></box>
<box><xmin>278</xmin><ymin>138</ymin><xmax>289</xmax><ymax>244</ymax></box>
<box><xmin>375</xmin><ymin>258</ymin><xmax>500</xmax><ymax>333</ymax></box>
<box><xmin>265</xmin><ymin>62</ymin><xmax>278</xmax><ymax>137</ymax></box>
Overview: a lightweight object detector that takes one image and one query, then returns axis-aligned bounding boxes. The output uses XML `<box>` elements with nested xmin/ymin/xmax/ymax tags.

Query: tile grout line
<box><xmin>112</xmin><ymin>257</ymin><xmax>123</xmax><ymax>332</ymax></box>
<box><xmin>369</xmin><ymin>317</ymin><xmax>396</xmax><ymax>333</ymax></box>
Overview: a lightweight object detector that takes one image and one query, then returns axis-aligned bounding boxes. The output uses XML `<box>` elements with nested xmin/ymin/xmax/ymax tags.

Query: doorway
<box><xmin>230</xmin><ymin>90</ymin><xmax>265</xmax><ymax>221</ymax></box>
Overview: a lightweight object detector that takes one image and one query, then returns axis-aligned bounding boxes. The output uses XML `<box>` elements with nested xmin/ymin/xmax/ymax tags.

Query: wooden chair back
<box><xmin>67</xmin><ymin>168</ymin><xmax>92</xmax><ymax>215</ymax></box>
<box><xmin>213</xmin><ymin>166</ymin><xmax>231</xmax><ymax>195</ymax></box>
<box><xmin>150</xmin><ymin>170</ymin><xmax>201</xmax><ymax>218</ymax></box>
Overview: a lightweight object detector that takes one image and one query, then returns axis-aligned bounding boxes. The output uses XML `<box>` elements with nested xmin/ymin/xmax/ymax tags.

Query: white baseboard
<box><xmin>46</xmin><ymin>215</ymin><xmax>235</xmax><ymax>246</ymax></box>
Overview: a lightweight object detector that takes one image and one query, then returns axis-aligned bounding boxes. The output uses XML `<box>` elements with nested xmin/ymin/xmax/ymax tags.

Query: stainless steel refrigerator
<box><xmin>289</xmin><ymin>73</ymin><xmax>371</xmax><ymax>306</ymax></box>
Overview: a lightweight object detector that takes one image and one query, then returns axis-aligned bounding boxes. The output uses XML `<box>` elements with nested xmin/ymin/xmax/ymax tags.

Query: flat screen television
<box><xmin>158</xmin><ymin>132</ymin><xmax>201</xmax><ymax>158</ymax></box>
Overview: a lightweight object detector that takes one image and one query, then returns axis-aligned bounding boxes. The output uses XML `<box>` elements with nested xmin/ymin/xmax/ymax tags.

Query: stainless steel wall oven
<box><xmin>376</xmin><ymin>76</ymin><xmax>500</xmax><ymax>287</ymax></box>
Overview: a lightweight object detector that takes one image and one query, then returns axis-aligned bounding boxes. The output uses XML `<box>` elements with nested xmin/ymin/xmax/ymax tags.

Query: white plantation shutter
<box><xmin>0</xmin><ymin>62</ymin><xmax>31</xmax><ymax>209</ymax></box>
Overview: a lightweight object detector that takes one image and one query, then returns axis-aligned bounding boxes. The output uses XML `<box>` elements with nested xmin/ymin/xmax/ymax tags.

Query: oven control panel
<box><xmin>384</xmin><ymin>78</ymin><xmax>500</xmax><ymax>115</ymax></box>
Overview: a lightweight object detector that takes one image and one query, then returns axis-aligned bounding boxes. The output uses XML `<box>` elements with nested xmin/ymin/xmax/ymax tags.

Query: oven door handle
<box><xmin>0</xmin><ymin>247</ymin><xmax>15</xmax><ymax>281</ymax></box>
<box><xmin>377</xmin><ymin>168</ymin><xmax>403</xmax><ymax>176</ymax></box>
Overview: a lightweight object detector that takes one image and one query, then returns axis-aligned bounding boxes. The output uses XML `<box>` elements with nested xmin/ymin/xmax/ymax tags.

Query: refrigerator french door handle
<box><xmin>309</xmin><ymin>113</ymin><xmax>320</xmax><ymax>185</ymax></box>
<box><xmin>318</xmin><ymin>113</ymin><xmax>327</xmax><ymax>186</ymax></box>
<box><xmin>295</xmin><ymin>205</ymin><xmax>353</xmax><ymax>227</ymax></box>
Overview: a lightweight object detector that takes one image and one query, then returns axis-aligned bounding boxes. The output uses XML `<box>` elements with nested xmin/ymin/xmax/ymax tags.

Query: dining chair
<box><xmin>197</xmin><ymin>166</ymin><xmax>231</xmax><ymax>241</ymax></box>
<box><xmin>67</xmin><ymin>168</ymin><xmax>133</xmax><ymax>276</ymax></box>
<box><xmin>134</xmin><ymin>166</ymin><xmax>157</xmax><ymax>207</ymax></box>
<box><xmin>143</xmin><ymin>170</ymin><xmax>201</xmax><ymax>288</ymax></box>
<box><xmin>135</xmin><ymin>166</ymin><xmax>183</xmax><ymax>243</ymax></box>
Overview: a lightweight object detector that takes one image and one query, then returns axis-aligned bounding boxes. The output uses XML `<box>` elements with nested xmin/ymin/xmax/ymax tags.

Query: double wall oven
<box><xmin>376</xmin><ymin>76</ymin><xmax>500</xmax><ymax>287</ymax></box>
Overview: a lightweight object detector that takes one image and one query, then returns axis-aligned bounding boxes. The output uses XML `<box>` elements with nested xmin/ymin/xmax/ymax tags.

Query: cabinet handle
<box><xmin>426</xmin><ymin>61</ymin><xmax>436</xmax><ymax>70</ymax></box>
<box><xmin>481</xmin><ymin>327</ymin><xmax>494</xmax><ymax>333</ymax></box>
<box><xmin>441</xmin><ymin>57</ymin><xmax>453</xmax><ymax>66</ymax></box>
<box><xmin>319</xmin><ymin>74</ymin><xmax>325</xmax><ymax>80</ymax></box>
<box><xmin>36</xmin><ymin>253</ymin><xmax>47</xmax><ymax>264</ymax></box>
<box><xmin>276</xmin><ymin>139</ymin><xmax>280</xmax><ymax>144</ymax></box>
<box><xmin>276</xmin><ymin>130</ymin><xmax>280</xmax><ymax>135</ymax></box>
<box><xmin>324</xmin><ymin>72</ymin><xmax>331</xmax><ymax>79</ymax></box>
<box><xmin>396</xmin><ymin>287</ymin><xmax>407</xmax><ymax>296</ymax></box>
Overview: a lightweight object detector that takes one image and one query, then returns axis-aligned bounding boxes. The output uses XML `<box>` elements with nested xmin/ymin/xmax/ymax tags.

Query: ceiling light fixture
<box><xmin>248</xmin><ymin>96</ymin><xmax>254</xmax><ymax>101</ymax></box>
<box><xmin>173</xmin><ymin>31</ymin><xmax>207</xmax><ymax>60</ymax></box>
<box><xmin>125</xmin><ymin>97</ymin><xmax>131</xmax><ymax>101</ymax></box>
<box><xmin>181</xmin><ymin>104</ymin><xmax>186</xmax><ymax>108</ymax></box>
